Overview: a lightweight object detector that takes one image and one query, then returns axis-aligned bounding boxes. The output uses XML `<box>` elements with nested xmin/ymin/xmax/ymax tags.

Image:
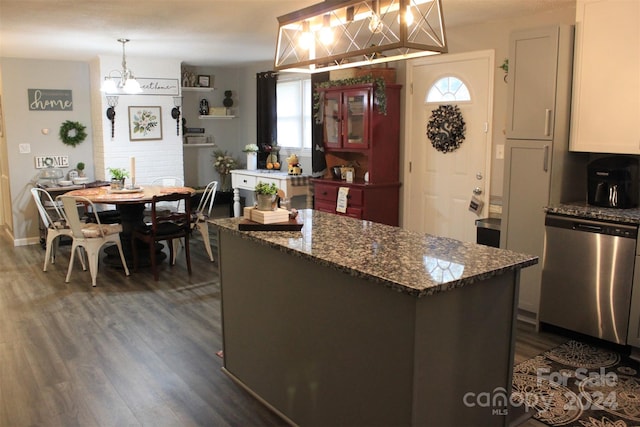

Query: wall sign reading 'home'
<box><xmin>28</xmin><ymin>89</ymin><xmax>73</xmax><ymax>111</ymax></box>
<box><xmin>35</xmin><ymin>156</ymin><xmax>69</xmax><ymax>169</ymax></box>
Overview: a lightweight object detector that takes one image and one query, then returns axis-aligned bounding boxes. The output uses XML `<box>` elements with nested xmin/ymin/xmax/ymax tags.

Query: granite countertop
<box><xmin>210</xmin><ymin>209</ymin><xmax>537</xmax><ymax>298</ymax></box>
<box><xmin>545</xmin><ymin>202</ymin><xmax>640</xmax><ymax>225</ymax></box>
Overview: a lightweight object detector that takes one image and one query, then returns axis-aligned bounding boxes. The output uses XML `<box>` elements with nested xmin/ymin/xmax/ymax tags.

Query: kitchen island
<box><xmin>211</xmin><ymin>210</ymin><xmax>537</xmax><ymax>426</ymax></box>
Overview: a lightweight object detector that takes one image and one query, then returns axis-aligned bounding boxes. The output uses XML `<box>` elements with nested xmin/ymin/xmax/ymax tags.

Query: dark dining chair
<box><xmin>131</xmin><ymin>192</ymin><xmax>192</xmax><ymax>281</ymax></box>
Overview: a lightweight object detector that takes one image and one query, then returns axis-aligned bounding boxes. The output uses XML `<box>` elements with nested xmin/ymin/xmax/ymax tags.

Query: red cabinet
<box><xmin>322</xmin><ymin>88</ymin><xmax>371</xmax><ymax>149</ymax></box>
<box><xmin>313</xmin><ymin>82</ymin><xmax>401</xmax><ymax>226</ymax></box>
<box><xmin>313</xmin><ymin>180</ymin><xmax>399</xmax><ymax>225</ymax></box>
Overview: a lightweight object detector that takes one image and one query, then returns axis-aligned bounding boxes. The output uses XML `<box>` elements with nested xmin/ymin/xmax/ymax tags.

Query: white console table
<box><xmin>230</xmin><ymin>169</ymin><xmax>312</xmax><ymax>217</ymax></box>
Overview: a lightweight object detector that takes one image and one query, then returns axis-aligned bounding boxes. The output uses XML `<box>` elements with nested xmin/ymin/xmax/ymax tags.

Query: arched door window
<box><xmin>426</xmin><ymin>76</ymin><xmax>471</xmax><ymax>103</ymax></box>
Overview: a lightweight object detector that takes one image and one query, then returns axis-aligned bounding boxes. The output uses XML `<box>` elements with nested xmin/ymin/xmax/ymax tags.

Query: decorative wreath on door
<box><xmin>426</xmin><ymin>105</ymin><xmax>466</xmax><ymax>153</ymax></box>
<box><xmin>59</xmin><ymin>120</ymin><xmax>87</xmax><ymax>147</ymax></box>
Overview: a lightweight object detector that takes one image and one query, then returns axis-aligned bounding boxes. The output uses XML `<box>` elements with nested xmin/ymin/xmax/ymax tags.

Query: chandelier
<box><xmin>274</xmin><ymin>0</ymin><xmax>447</xmax><ymax>73</ymax></box>
<box><xmin>101</xmin><ymin>38</ymin><xmax>142</xmax><ymax>94</ymax></box>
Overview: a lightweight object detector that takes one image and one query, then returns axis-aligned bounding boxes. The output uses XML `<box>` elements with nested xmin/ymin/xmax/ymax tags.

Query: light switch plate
<box><xmin>19</xmin><ymin>143</ymin><xmax>31</xmax><ymax>154</ymax></box>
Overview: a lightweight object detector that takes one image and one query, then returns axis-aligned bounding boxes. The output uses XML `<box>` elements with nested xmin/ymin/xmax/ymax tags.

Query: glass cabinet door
<box><xmin>323</xmin><ymin>91</ymin><xmax>342</xmax><ymax>148</ymax></box>
<box><xmin>344</xmin><ymin>89</ymin><xmax>369</xmax><ymax>148</ymax></box>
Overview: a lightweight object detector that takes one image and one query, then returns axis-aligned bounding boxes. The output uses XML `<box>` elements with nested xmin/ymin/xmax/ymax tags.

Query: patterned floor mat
<box><xmin>512</xmin><ymin>340</ymin><xmax>640</xmax><ymax>426</ymax></box>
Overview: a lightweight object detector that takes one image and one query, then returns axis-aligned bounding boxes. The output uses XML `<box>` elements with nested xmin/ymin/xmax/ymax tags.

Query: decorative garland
<box><xmin>426</xmin><ymin>105</ymin><xmax>466</xmax><ymax>153</ymax></box>
<box><xmin>59</xmin><ymin>120</ymin><xmax>87</xmax><ymax>147</ymax></box>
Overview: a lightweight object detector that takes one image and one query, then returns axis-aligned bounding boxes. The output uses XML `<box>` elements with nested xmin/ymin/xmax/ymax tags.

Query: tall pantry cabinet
<box><xmin>500</xmin><ymin>25</ymin><xmax>588</xmax><ymax>319</ymax></box>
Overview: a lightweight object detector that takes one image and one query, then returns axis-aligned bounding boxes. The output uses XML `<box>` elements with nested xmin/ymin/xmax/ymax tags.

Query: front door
<box><xmin>404</xmin><ymin>50</ymin><xmax>494</xmax><ymax>242</ymax></box>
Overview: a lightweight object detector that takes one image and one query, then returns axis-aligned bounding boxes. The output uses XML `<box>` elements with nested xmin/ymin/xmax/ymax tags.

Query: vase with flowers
<box><xmin>243</xmin><ymin>143</ymin><xmax>259</xmax><ymax>171</ymax></box>
<box><xmin>212</xmin><ymin>149</ymin><xmax>239</xmax><ymax>191</ymax></box>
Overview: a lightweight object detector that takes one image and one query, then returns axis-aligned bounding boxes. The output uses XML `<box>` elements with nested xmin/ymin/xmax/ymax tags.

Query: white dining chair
<box><xmin>31</xmin><ymin>187</ymin><xmax>86</xmax><ymax>272</ymax></box>
<box><xmin>152</xmin><ymin>176</ymin><xmax>184</xmax><ymax>187</ymax></box>
<box><xmin>172</xmin><ymin>180</ymin><xmax>218</xmax><ymax>263</ymax></box>
<box><xmin>58</xmin><ymin>195</ymin><xmax>130</xmax><ymax>287</ymax></box>
<box><xmin>149</xmin><ymin>176</ymin><xmax>185</xmax><ymax>213</ymax></box>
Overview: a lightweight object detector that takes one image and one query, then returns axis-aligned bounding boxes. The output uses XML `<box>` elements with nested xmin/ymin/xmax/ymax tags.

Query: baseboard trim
<box><xmin>221</xmin><ymin>367</ymin><xmax>297</xmax><ymax>427</ymax></box>
<box><xmin>516</xmin><ymin>309</ymin><xmax>537</xmax><ymax>326</ymax></box>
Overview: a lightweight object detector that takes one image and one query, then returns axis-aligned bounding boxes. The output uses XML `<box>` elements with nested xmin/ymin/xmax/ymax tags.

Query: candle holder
<box><xmin>106</xmin><ymin>96</ymin><xmax>118</xmax><ymax>139</ymax></box>
<box><xmin>171</xmin><ymin>96</ymin><xmax>182</xmax><ymax>136</ymax></box>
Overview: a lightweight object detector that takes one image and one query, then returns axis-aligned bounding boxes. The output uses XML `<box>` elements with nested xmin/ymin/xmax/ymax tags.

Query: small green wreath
<box><xmin>426</xmin><ymin>105</ymin><xmax>466</xmax><ymax>153</ymax></box>
<box><xmin>59</xmin><ymin>120</ymin><xmax>87</xmax><ymax>147</ymax></box>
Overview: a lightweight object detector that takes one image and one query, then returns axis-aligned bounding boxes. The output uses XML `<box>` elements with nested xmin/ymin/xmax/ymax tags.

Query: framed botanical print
<box><xmin>128</xmin><ymin>106</ymin><xmax>162</xmax><ymax>141</ymax></box>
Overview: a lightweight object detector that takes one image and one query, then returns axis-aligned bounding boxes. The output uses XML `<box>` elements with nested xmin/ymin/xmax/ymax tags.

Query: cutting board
<box><xmin>238</xmin><ymin>218</ymin><xmax>303</xmax><ymax>231</ymax></box>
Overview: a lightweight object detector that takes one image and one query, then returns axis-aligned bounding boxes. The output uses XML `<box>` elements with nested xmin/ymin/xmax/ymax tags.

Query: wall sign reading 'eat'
<box><xmin>28</xmin><ymin>89</ymin><xmax>73</xmax><ymax>111</ymax></box>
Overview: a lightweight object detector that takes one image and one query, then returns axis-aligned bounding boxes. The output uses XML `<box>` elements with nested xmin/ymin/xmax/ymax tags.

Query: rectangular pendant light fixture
<box><xmin>274</xmin><ymin>0</ymin><xmax>448</xmax><ymax>73</ymax></box>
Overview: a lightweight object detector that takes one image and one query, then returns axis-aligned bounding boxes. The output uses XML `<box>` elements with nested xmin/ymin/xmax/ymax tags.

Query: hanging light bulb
<box><xmin>401</xmin><ymin>5</ymin><xmax>414</xmax><ymax>26</ymax></box>
<box><xmin>319</xmin><ymin>14</ymin><xmax>333</xmax><ymax>45</ymax></box>
<box><xmin>101</xmin><ymin>77</ymin><xmax>118</xmax><ymax>93</ymax></box>
<box><xmin>298</xmin><ymin>21</ymin><xmax>313</xmax><ymax>50</ymax></box>
<box><xmin>368</xmin><ymin>0</ymin><xmax>384</xmax><ymax>34</ymax></box>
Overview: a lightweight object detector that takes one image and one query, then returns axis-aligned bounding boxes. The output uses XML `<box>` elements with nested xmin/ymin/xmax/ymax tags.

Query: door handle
<box><xmin>543</xmin><ymin>145</ymin><xmax>549</xmax><ymax>172</ymax></box>
<box><xmin>473</xmin><ymin>187</ymin><xmax>482</xmax><ymax>195</ymax></box>
<box><xmin>544</xmin><ymin>109</ymin><xmax>552</xmax><ymax>136</ymax></box>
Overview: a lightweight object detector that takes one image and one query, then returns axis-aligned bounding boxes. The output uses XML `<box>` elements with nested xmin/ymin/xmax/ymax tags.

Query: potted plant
<box><xmin>212</xmin><ymin>149</ymin><xmax>239</xmax><ymax>191</ymax></box>
<box><xmin>243</xmin><ymin>143</ymin><xmax>259</xmax><ymax>171</ymax></box>
<box><xmin>107</xmin><ymin>167</ymin><xmax>129</xmax><ymax>190</ymax></box>
<box><xmin>254</xmin><ymin>181</ymin><xmax>278</xmax><ymax>211</ymax></box>
<box><xmin>76</xmin><ymin>162</ymin><xmax>86</xmax><ymax>177</ymax></box>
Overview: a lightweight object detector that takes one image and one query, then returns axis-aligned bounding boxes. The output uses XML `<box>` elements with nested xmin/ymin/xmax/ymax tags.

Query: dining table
<box><xmin>64</xmin><ymin>185</ymin><xmax>195</xmax><ymax>267</ymax></box>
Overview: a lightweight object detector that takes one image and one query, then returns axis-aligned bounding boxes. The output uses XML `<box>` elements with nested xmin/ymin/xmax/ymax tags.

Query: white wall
<box><xmin>0</xmin><ymin>58</ymin><xmax>95</xmax><ymax>245</ymax></box>
<box><xmin>92</xmin><ymin>55</ymin><xmax>183</xmax><ymax>186</ymax></box>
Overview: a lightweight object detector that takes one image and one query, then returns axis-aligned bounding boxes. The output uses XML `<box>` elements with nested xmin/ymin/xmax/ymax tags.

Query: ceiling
<box><xmin>0</xmin><ymin>0</ymin><xmax>574</xmax><ymax>68</ymax></box>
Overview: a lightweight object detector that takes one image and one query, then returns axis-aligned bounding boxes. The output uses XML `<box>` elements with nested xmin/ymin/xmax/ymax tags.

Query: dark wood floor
<box><xmin>0</xmin><ymin>229</ymin><xmax>566</xmax><ymax>426</ymax></box>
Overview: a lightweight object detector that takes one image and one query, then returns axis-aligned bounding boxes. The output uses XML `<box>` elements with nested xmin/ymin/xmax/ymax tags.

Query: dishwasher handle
<box><xmin>575</xmin><ymin>223</ymin><xmax>604</xmax><ymax>233</ymax></box>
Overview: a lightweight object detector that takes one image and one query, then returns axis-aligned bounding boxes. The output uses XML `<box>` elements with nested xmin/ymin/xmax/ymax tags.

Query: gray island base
<box><xmin>211</xmin><ymin>210</ymin><xmax>537</xmax><ymax>426</ymax></box>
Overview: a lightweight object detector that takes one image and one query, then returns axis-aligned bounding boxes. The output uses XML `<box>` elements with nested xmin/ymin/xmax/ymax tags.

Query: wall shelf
<box><xmin>183</xmin><ymin>143</ymin><xmax>216</xmax><ymax>147</ymax></box>
<box><xmin>198</xmin><ymin>115</ymin><xmax>236</xmax><ymax>120</ymax></box>
<box><xmin>182</xmin><ymin>87</ymin><xmax>215</xmax><ymax>92</ymax></box>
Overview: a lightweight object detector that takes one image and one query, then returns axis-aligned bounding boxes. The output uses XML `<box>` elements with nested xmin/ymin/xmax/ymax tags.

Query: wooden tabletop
<box><xmin>64</xmin><ymin>185</ymin><xmax>195</xmax><ymax>205</ymax></box>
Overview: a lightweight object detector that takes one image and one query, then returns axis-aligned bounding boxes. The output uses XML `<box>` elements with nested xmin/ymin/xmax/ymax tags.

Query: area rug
<box><xmin>512</xmin><ymin>340</ymin><xmax>640</xmax><ymax>426</ymax></box>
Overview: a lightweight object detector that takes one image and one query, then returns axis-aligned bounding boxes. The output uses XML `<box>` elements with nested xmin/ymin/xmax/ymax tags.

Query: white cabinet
<box><xmin>570</xmin><ymin>0</ymin><xmax>640</xmax><ymax>153</ymax></box>
<box><xmin>506</xmin><ymin>26</ymin><xmax>560</xmax><ymax>140</ymax></box>
<box><xmin>230</xmin><ymin>169</ymin><xmax>312</xmax><ymax>217</ymax></box>
<box><xmin>502</xmin><ymin>141</ymin><xmax>551</xmax><ymax>314</ymax></box>
<box><xmin>501</xmin><ymin>25</ymin><xmax>588</xmax><ymax>319</ymax></box>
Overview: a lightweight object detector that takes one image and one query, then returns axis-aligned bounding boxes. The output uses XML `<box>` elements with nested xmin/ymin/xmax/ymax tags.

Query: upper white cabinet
<box><xmin>570</xmin><ymin>0</ymin><xmax>640</xmax><ymax>153</ymax></box>
<box><xmin>506</xmin><ymin>26</ymin><xmax>561</xmax><ymax>140</ymax></box>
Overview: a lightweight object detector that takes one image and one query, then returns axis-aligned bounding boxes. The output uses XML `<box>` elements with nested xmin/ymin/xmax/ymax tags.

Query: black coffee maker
<box><xmin>587</xmin><ymin>156</ymin><xmax>639</xmax><ymax>208</ymax></box>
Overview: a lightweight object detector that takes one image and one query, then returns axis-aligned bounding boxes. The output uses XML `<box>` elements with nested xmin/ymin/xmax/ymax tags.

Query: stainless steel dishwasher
<box><xmin>540</xmin><ymin>214</ymin><xmax>638</xmax><ymax>344</ymax></box>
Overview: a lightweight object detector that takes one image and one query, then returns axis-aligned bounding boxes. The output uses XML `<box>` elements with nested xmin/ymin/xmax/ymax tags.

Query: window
<box><xmin>277</xmin><ymin>77</ymin><xmax>312</xmax><ymax>149</ymax></box>
<box><xmin>426</xmin><ymin>76</ymin><xmax>471</xmax><ymax>103</ymax></box>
